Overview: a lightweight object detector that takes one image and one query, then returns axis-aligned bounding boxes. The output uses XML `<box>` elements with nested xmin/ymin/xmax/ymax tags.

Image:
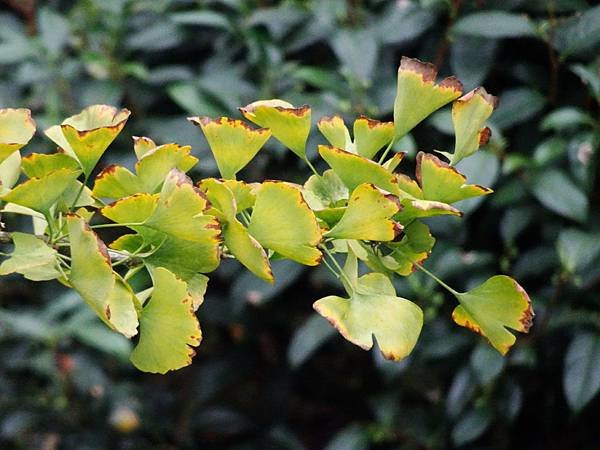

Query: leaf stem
<box><xmin>70</xmin><ymin>174</ymin><xmax>89</xmax><ymax>211</ymax></box>
<box><xmin>320</xmin><ymin>244</ymin><xmax>354</xmax><ymax>291</ymax></box>
<box><xmin>413</xmin><ymin>261</ymin><xmax>460</xmax><ymax>296</ymax></box>
<box><xmin>378</xmin><ymin>138</ymin><xmax>396</xmax><ymax>164</ymax></box>
<box><xmin>305</xmin><ymin>158</ymin><xmax>319</xmax><ymax>177</ymax></box>
<box><xmin>91</xmin><ymin>222</ymin><xmax>143</xmax><ymax>229</ymax></box>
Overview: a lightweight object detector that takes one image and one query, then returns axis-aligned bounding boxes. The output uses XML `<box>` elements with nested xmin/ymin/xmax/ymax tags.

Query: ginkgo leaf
<box><xmin>318</xmin><ymin>145</ymin><xmax>400</xmax><ymax>195</ymax></box>
<box><xmin>21</xmin><ymin>153</ymin><xmax>80</xmax><ymax>178</ymax></box>
<box><xmin>0</xmin><ymin>232</ymin><xmax>61</xmax><ymax>281</ymax></box>
<box><xmin>103</xmin><ymin>170</ymin><xmax>222</xmax><ymax>279</ymax></box>
<box><xmin>222</xmin><ymin>179</ymin><xmax>256</xmax><ymax>211</ymax></box>
<box><xmin>385</xmin><ymin>221</ymin><xmax>435</xmax><ymax>275</ymax></box>
<box><xmin>394</xmin><ymin>56</ymin><xmax>463</xmax><ymax>139</ymax></box>
<box><xmin>0</xmin><ymin>108</ymin><xmax>36</xmax><ymax>164</ymax></box>
<box><xmin>240</xmin><ymin>100</ymin><xmax>311</xmax><ymax>160</ymax></box>
<box><xmin>452</xmin><ymin>275</ymin><xmax>534</xmax><ymax>355</ymax></box>
<box><xmin>302</xmin><ymin>169</ymin><xmax>348</xmax><ymax>211</ymax></box>
<box><xmin>67</xmin><ymin>215</ymin><xmax>138</xmax><ymax>338</ymax></box>
<box><xmin>325</xmin><ymin>183</ymin><xmax>401</xmax><ymax>241</ymax></box>
<box><xmin>416</xmin><ymin>152</ymin><xmax>492</xmax><ymax>204</ymax></box>
<box><xmin>451</xmin><ymin>87</ymin><xmax>498</xmax><ymax>166</ymax></box>
<box><xmin>353</xmin><ymin>116</ymin><xmax>394</xmax><ymax>159</ymax></box>
<box><xmin>130</xmin><ymin>267</ymin><xmax>201</xmax><ymax>374</ymax></box>
<box><xmin>1</xmin><ymin>168</ymin><xmax>81</xmax><ymax>214</ymax></box>
<box><xmin>314</xmin><ymin>269</ymin><xmax>423</xmax><ymax>361</ymax></box>
<box><xmin>0</xmin><ymin>150</ymin><xmax>22</xmax><ymax>195</ymax></box>
<box><xmin>188</xmin><ymin>117</ymin><xmax>270</xmax><ymax>179</ymax></box>
<box><xmin>395</xmin><ymin>198</ymin><xmax>462</xmax><ymax>224</ymax></box>
<box><xmin>248</xmin><ymin>181</ymin><xmax>322</xmax><ymax>265</ymax></box>
<box><xmin>93</xmin><ymin>143</ymin><xmax>198</xmax><ymax>199</ymax></box>
<box><xmin>199</xmin><ymin>178</ymin><xmax>273</xmax><ymax>282</ymax></box>
<box><xmin>45</xmin><ymin>105</ymin><xmax>131</xmax><ymax>177</ymax></box>
<box><xmin>132</xmin><ymin>136</ymin><xmax>157</xmax><ymax>159</ymax></box>
<box><xmin>317</xmin><ymin>115</ymin><xmax>352</xmax><ymax>151</ymax></box>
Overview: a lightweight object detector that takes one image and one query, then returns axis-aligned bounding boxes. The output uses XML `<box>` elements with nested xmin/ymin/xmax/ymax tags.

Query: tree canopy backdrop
<box><xmin>0</xmin><ymin>1</ymin><xmax>599</xmax><ymax>449</ymax></box>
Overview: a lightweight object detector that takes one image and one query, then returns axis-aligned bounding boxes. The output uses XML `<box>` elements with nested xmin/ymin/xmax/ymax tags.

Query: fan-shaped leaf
<box><xmin>248</xmin><ymin>181</ymin><xmax>322</xmax><ymax>265</ymax></box>
<box><xmin>394</xmin><ymin>57</ymin><xmax>462</xmax><ymax>139</ymax></box>
<box><xmin>452</xmin><ymin>276</ymin><xmax>534</xmax><ymax>355</ymax></box>
<box><xmin>325</xmin><ymin>183</ymin><xmax>401</xmax><ymax>241</ymax></box>
<box><xmin>0</xmin><ymin>108</ymin><xmax>36</xmax><ymax>164</ymax></box>
<box><xmin>240</xmin><ymin>99</ymin><xmax>311</xmax><ymax>160</ymax></box>
<box><xmin>0</xmin><ymin>232</ymin><xmax>61</xmax><ymax>281</ymax></box>
<box><xmin>353</xmin><ymin>116</ymin><xmax>394</xmax><ymax>159</ymax></box>
<box><xmin>188</xmin><ymin>116</ymin><xmax>270</xmax><ymax>179</ymax></box>
<box><xmin>130</xmin><ymin>267</ymin><xmax>201</xmax><ymax>374</ymax></box>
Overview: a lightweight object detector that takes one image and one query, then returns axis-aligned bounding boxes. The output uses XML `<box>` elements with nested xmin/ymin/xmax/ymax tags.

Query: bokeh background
<box><xmin>1</xmin><ymin>1</ymin><xmax>599</xmax><ymax>449</ymax></box>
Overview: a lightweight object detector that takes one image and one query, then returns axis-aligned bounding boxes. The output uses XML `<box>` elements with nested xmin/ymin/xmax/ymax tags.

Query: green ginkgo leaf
<box><xmin>452</xmin><ymin>275</ymin><xmax>534</xmax><ymax>355</ymax></box>
<box><xmin>130</xmin><ymin>267</ymin><xmax>201</xmax><ymax>374</ymax></box>
<box><xmin>416</xmin><ymin>152</ymin><xmax>492</xmax><ymax>204</ymax></box>
<box><xmin>0</xmin><ymin>108</ymin><xmax>36</xmax><ymax>164</ymax></box>
<box><xmin>394</xmin><ymin>56</ymin><xmax>463</xmax><ymax>139</ymax></box>
<box><xmin>21</xmin><ymin>153</ymin><xmax>80</xmax><ymax>178</ymax></box>
<box><xmin>385</xmin><ymin>221</ymin><xmax>436</xmax><ymax>275</ymax></box>
<box><xmin>188</xmin><ymin>117</ymin><xmax>270</xmax><ymax>179</ymax></box>
<box><xmin>318</xmin><ymin>145</ymin><xmax>400</xmax><ymax>195</ymax></box>
<box><xmin>325</xmin><ymin>183</ymin><xmax>401</xmax><ymax>241</ymax></box>
<box><xmin>0</xmin><ymin>150</ymin><xmax>22</xmax><ymax>195</ymax></box>
<box><xmin>103</xmin><ymin>170</ymin><xmax>222</xmax><ymax>279</ymax></box>
<box><xmin>0</xmin><ymin>232</ymin><xmax>61</xmax><ymax>281</ymax></box>
<box><xmin>45</xmin><ymin>105</ymin><xmax>131</xmax><ymax>177</ymax></box>
<box><xmin>222</xmin><ymin>179</ymin><xmax>256</xmax><ymax>211</ymax></box>
<box><xmin>132</xmin><ymin>136</ymin><xmax>157</xmax><ymax>159</ymax></box>
<box><xmin>317</xmin><ymin>115</ymin><xmax>352</xmax><ymax>151</ymax></box>
<box><xmin>353</xmin><ymin>116</ymin><xmax>394</xmax><ymax>159</ymax></box>
<box><xmin>199</xmin><ymin>178</ymin><xmax>273</xmax><ymax>282</ymax></box>
<box><xmin>67</xmin><ymin>215</ymin><xmax>138</xmax><ymax>338</ymax></box>
<box><xmin>93</xmin><ymin>143</ymin><xmax>198</xmax><ymax>199</ymax></box>
<box><xmin>1</xmin><ymin>168</ymin><xmax>81</xmax><ymax>214</ymax></box>
<box><xmin>249</xmin><ymin>181</ymin><xmax>322</xmax><ymax>266</ymax></box>
<box><xmin>314</xmin><ymin>255</ymin><xmax>423</xmax><ymax>361</ymax></box>
<box><xmin>451</xmin><ymin>87</ymin><xmax>497</xmax><ymax>166</ymax></box>
<box><xmin>240</xmin><ymin>100</ymin><xmax>311</xmax><ymax>160</ymax></box>
<box><xmin>302</xmin><ymin>169</ymin><xmax>348</xmax><ymax>211</ymax></box>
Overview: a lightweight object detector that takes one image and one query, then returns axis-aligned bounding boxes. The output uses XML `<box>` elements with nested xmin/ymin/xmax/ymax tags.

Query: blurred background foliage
<box><xmin>0</xmin><ymin>0</ymin><xmax>599</xmax><ymax>449</ymax></box>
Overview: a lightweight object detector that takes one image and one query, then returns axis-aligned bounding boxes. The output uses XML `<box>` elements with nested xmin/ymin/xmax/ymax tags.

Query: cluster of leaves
<box><xmin>1</xmin><ymin>1</ymin><xmax>599</xmax><ymax>449</ymax></box>
<box><xmin>0</xmin><ymin>56</ymin><xmax>534</xmax><ymax>375</ymax></box>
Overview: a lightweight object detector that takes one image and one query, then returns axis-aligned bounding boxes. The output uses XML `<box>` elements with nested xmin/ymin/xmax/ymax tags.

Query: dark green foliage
<box><xmin>0</xmin><ymin>0</ymin><xmax>598</xmax><ymax>449</ymax></box>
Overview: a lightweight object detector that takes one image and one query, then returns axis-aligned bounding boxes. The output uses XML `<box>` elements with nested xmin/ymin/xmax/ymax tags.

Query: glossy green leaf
<box><xmin>531</xmin><ymin>170</ymin><xmax>588</xmax><ymax>222</ymax></box>
<box><xmin>240</xmin><ymin>99</ymin><xmax>311</xmax><ymax>160</ymax></box>
<box><xmin>45</xmin><ymin>105</ymin><xmax>131</xmax><ymax>177</ymax></box>
<box><xmin>188</xmin><ymin>116</ymin><xmax>270</xmax><ymax>179</ymax></box>
<box><xmin>0</xmin><ymin>232</ymin><xmax>61</xmax><ymax>281</ymax></box>
<box><xmin>563</xmin><ymin>332</ymin><xmax>600</xmax><ymax>412</ymax></box>
<box><xmin>394</xmin><ymin>57</ymin><xmax>462</xmax><ymax>140</ymax></box>
<box><xmin>314</xmin><ymin>266</ymin><xmax>423</xmax><ymax>361</ymax></box>
<box><xmin>451</xmin><ymin>88</ymin><xmax>497</xmax><ymax>165</ymax></box>
<box><xmin>199</xmin><ymin>178</ymin><xmax>272</xmax><ymax>282</ymax></box>
<box><xmin>0</xmin><ymin>108</ymin><xmax>36</xmax><ymax>164</ymax></box>
<box><xmin>325</xmin><ymin>183</ymin><xmax>401</xmax><ymax>241</ymax></box>
<box><xmin>416</xmin><ymin>152</ymin><xmax>492</xmax><ymax>204</ymax></box>
<box><xmin>452</xmin><ymin>11</ymin><xmax>536</xmax><ymax>38</ymax></box>
<box><xmin>452</xmin><ymin>276</ymin><xmax>534</xmax><ymax>355</ymax></box>
<box><xmin>93</xmin><ymin>143</ymin><xmax>198</xmax><ymax>199</ymax></box>
<box><xmin>318</xmin><ymin>145</ymin><xmax>400</xmax><ymax>195</ymax></box>
<box><xmin>130</xmin><ymin>267</ymin><xmax>201</xmax><ymax>374</ymax></box>
<box><xmin>67</xmin><ymin>215</ymin><xmax>138</xmax><ymax>338</ymax></box>
<box><xmin>248</xmin><ymin>181</ymin><xmax>322</xmax><ymax>266</ymax></box>
<box><xmin>1</xmin><ymin>168</ymin><xmax>81</xmax><ymax>214</ymax></box>
<box><xmin>353</xmin><ymin>116</ymin><xmax>394</xmax><ymax>160</ymax></box>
